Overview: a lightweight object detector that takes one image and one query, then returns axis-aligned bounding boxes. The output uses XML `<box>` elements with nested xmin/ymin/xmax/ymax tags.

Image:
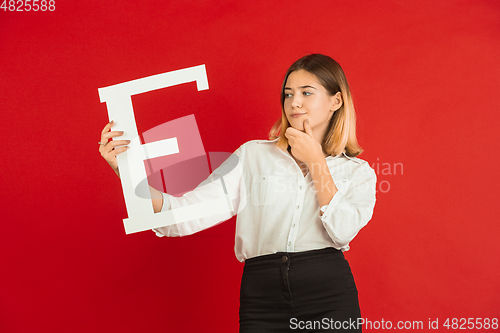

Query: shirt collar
<box><xmin>257</xmin><ymin>138</ymin><xmax>279</xmax><ymax>143</ymax></box>
<box><xmin>337</xmin><ymin>151</ymin><xmax>363</xmax><ymax>164</ymax></box>
<box><xmin>258</xmin><ymin>138</ymin><xmax>362</xmax><ymax>164</ymax></box>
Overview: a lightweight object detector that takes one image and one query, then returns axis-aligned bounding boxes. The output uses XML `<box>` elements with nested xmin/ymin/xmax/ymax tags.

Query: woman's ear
<box><xmin>331</xmin><ymin>91</ymin><xmax>343</xmax><ymax>112</ymax></box>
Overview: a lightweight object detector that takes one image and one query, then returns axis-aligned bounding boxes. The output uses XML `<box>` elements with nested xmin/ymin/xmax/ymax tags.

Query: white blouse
<box><xmin>153</xmin><ymin>138</ymin><xmax>377</xmax><ymax>262</ymax></box>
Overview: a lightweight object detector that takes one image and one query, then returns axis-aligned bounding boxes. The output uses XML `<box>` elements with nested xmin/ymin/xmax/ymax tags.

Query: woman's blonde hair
<box><xmin>268</xmin><ymin>54</ymin><xmax>363</xmax><ymax>157</ymax></box>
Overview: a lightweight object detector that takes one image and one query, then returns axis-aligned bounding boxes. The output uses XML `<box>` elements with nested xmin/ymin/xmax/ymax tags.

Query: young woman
<box><xmin>99</xmin><ymin>54</ymin><xmax>376</xmax><ymax>332</ymax></box>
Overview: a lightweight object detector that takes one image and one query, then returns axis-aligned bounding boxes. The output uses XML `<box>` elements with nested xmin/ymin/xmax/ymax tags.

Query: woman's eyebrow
<box><xmin>284</xmin><ymin>85</ymin><xmax>317</xmax><ymax>90</ymax></box>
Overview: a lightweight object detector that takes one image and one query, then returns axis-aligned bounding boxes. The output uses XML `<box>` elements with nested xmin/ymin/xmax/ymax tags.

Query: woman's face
<box><xmin>283</xmin><ymin>69</ymin><xmax>341</xmax><ymax>136</ymax></box>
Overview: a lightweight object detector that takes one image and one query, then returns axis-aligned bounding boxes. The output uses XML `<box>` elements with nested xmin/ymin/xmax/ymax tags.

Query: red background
<box><xmin>1</xmin><ymin>0</ymin><xmax>499</xmax><ymax>332</ymax></box>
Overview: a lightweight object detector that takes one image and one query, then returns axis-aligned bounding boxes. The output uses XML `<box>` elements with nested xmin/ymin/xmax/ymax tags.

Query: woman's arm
<box><xmin>100</xmin><ymin>121</ymin><xmax>245</xmax><ymax>237</ymax></box>
<box><xmin>149</xmin><ymin>185</ymin><xmax>164</xmax><ymax>213</ymax></box>
<box><xmin>152</xmin><ymin>146</ymin><xmax>244</xmax><ymax>237</ymax></box>
<box><xmin>99</xmin><ymin>120</ymin><xmax>165</xmax><ymax>214</ymax></box>
<box><xmin>99</xmin><ymin>120</ymin><xmax>163</xmax><ymax>213</ymax></box>
<box><xmin>315</xmin><ymin>162</ymin><xmax>377</xmax><ymax>249</ymax></box>
<box><xmin>307</xmin><ymin>156</ymin><xmax>338</xmax><ymax>216</ymax></box>
<box><xmin>285</xmin><ymin>119</ymin><xmax>376</xmax><ymax>248</ymax></box>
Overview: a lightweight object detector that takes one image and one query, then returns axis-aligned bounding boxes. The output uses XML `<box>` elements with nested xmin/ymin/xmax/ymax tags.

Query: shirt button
<box><xmin>288</xmin><ymin>241</ymin><xmax>291</xmax><ymax>246</ymax></box>
<box><xmin>299</xmin><ymin>186</ymin><xmax>303</xmax><ymax>190</ymax></box>
<box><xmin>292</xmin><ymin>224</ymin><xmax>296</xmax><ymax>228</ymax></box>
<box><xmin>282</xmin><ymin>255</ymin><xmax>288</xmax><ymax>263</ymax></box>
<box><xmin>296</xmin><ymin>205</ymin><xmax>300</xmax><ymax>209</ymax></box>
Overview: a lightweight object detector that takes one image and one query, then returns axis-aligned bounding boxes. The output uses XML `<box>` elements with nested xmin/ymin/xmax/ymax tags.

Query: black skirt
<box><xmin>239</xmin><ymin>247</ymin><xmax>362</xmax><ymax>332</ymax></box>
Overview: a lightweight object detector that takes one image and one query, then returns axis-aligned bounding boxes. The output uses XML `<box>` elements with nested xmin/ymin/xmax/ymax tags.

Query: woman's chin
<box><xmin>290</xmin><ymin>123</ymin><xmax>304</xmax><ymax>131</ymax></box>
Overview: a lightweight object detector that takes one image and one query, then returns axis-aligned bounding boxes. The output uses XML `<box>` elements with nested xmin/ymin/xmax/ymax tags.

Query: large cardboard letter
<box><xmin>98</xmin><ymin>65</ymin><xmax>233</xmax><ymax>234</ymax></box>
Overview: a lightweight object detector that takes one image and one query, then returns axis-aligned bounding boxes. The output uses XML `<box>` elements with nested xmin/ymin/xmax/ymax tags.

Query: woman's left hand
<box><xmin>285</xmin><ymin>119</ymin><xmax>324</xmax><ymax>166</ymax></box>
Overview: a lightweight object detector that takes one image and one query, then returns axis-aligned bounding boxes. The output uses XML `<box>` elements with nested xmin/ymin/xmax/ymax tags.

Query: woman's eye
<box><xmin>284</xmin><ymin>93</ymin><xmax>292</xmax><ymax>98</ymax></box>
<box><xmin>303</xmin><ymin>91</ymin><xmax>312</xmax><ymax>96</ymax></box>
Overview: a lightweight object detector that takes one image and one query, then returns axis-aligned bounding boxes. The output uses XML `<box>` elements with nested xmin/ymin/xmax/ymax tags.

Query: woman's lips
<box><xmin>291</xmin><ymin>113</ymin><xmax>306</xmax><ymax>118</ymax></box>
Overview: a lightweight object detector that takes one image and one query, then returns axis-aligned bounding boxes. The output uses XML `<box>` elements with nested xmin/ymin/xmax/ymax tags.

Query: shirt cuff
<box><xmin>160</xmin><ymin>192</ymin><xmax>171</xmax><ymax>212</ymax></box>
<box><xmin>152</xmin><ymin>192</ymin><xmax>173</xmax><ymax>237</ymax></box>
<box><xmin>319</xmin><ymin>190</ymin><xmax>344</xmax><ymax>220</ymax></box>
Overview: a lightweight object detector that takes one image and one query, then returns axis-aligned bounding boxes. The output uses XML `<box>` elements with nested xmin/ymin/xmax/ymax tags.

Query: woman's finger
<box><xmin>99</xmin><ymin>120</ymin><xmax>123</xmax><ymax>144</ymax></box>
<box><xmin>99</xmin><ymin>139</ymin><xmax>130</xmax><ymax>155</ymax></box>
<box><xmin>101</xmin><ymin>130</ymin><xmax>125</xmax><ymax>142</ymax></box>
<box><xmin>100</xmin><ymin>120</ymin><xmax>114</xmax><ymax>136</ymax></box>
<box><xmin>99</xmin><ymin>120</ymin><xmax>115</xmax><ymax>143</ymax></box>
<box><xmin>101</xmin><ymin>145</ymin><xmax>129</xmax><ymax>162</ymax></box>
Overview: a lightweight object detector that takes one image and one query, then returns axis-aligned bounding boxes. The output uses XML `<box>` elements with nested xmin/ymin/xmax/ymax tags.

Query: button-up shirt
<box><xmin>153</xmin><ymin>138</ymin><xmax>377</xmax><ymax>262</ymax></box>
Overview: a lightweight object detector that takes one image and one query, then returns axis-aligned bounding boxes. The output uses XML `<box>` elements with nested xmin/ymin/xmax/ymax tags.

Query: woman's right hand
<box><xmin>99</xmin><ymin>120</ymin><xmax>130</xmax><ymax>177</ymax></box>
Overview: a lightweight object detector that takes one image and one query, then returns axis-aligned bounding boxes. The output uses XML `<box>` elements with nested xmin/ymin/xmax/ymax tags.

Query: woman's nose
<box><xmin>291</xmin><ymin>96</ymin><xmax>302</xmax><ymax>109</ymax></box>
